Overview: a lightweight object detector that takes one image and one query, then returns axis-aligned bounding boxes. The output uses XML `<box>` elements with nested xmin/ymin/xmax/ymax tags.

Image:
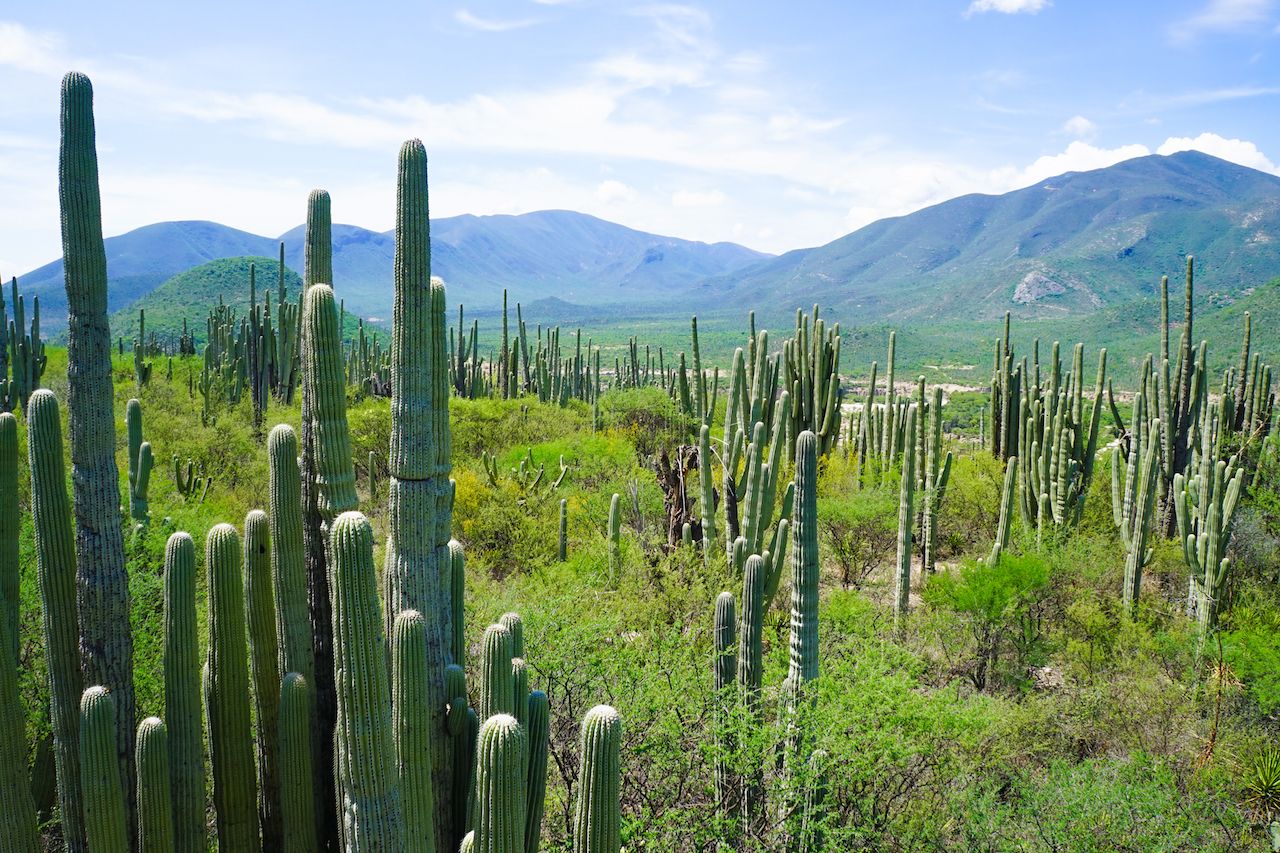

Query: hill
<box><xmin>703</xmin><ymin>151</ymin><xmax>1280</xmax><ymax>325</ymax></box>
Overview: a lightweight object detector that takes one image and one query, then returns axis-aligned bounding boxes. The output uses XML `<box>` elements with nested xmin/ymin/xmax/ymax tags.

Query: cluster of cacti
<box><xmin>675</xmin><ymin>316</ymin><xmax>719</xmax><ymax>427</ymax></box>
<box><xmin>782</xmin><ymin>305</ymin><xmax>843</xmax><ymax>456</ymax></box>
<box><xmin>1109</xmin><ymin>359</ymin><xmax>1162</xmax><ymax>618</ymax></box>
<box><xmin>346</xmin><ymin>317</ymin><xmax>392</xmax><ymax>397</ymax></box>
<box><xmin>920</xmin><ymin>386</ymin><xmax>953</xmax><ymax>574</ymax></box>
<box><xmin>893</xmin><ymin>405</ymin><xmax>918</xmax><ymax>627</ymax></box>
<box><xmin>483</xmin><ymin>447</ymin><xmax>572</xmax><ymax>495</ymax></box>
<box><xmin>1226</xmin><ymin>311</ymin><xmax>1276</xmax><ymax>441</ymax></box>
<box><xmin>849</xmin><ymin>331</ymin><xmax>914</xmax><ymax>482</ymax></box>
<box><xmin>0</xmin><ymin>276</ymin><xmax>47</xmax><ymax>414</ymax></box>
<box><xmin>172</xmin><ymin>454</ymin><xmax>212</xmax><ymax>503</ymax></box>
<box><xmin>134</xmin><ymin>308</ymin><xmax>154</xmax><ymax>386</ymax></box>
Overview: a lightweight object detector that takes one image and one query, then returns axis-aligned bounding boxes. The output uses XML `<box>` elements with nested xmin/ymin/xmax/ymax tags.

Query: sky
<box><xmin>0</xmin><ymin>0</ymin><xmax>1278</xmax><ymax>274</ymax></box>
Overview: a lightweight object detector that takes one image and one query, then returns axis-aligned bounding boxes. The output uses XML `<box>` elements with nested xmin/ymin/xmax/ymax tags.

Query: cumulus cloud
<box><xmin>596</xmin><ymin>180</ymin><xmax>637</xmax><ymax>203</ymax></box>
<box><xmin>966</xmin><ymin>0</ymin><xmax>1050</xmax><ymax>16</ymax></box>
<box><xmin>1157</xmin><ymin>132</ymin><xmax>1279</xmax><ymax>173</ymax></box>
<box><xmin>1061</xmin><ymin>115</ymin><xmax>1097</xmax><ymax>139</ymax></box>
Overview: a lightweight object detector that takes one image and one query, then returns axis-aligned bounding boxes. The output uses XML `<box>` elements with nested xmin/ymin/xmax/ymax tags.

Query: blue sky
<box><xmin>0</xmin><ymin>0</ymin><xmax>1278</xmax><ymax>274</ymax></box>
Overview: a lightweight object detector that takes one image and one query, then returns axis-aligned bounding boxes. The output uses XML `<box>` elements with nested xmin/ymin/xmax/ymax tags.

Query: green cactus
<box><xmin>559</xmin><ymin>499</ymin><xmax>569</xmax><ymax>562</ymax></box>
<box><xmin>608</xmin><ymin>493</ymin><xmax>622</xmax><ymax>578</ymax></box>
<box><xmin>80</xmin><ymin>686</ymin><xmax>129</xmax><ymax>853</ymax></box>
<box><xmin>461</xmin><ymin>831</ymin><xmax>475</xmax><ymax>853</ymax></box>
<box><xmin>162</xmin><ymin>532</ymin><xmax>205</xmax><ymax>853</ymax></box>
<box><xmin>136</xmin><ymin>717</ymin><xmax>174</xmax><ymax>853</ymax></box>
<box><xmin>921</xmin><ymin>388</ymin><xmax>953</xmax><ymax>573</ymax></box>
<box><xmin>268</xmin><ymin>424</ymin><xmax>314</xmax><ymax>682</ymax></box>
<box><xmin>0</xmin><ymin>413</ymin><xmax>16</xmax><ymax>664</ymax></box>
<box><xmin>134</xmin><ymin>309</ymin><xmax>152</xmax><ymax>387</ymax></box>
<box><xmin>470</xmin><ymin>714</ymin><xmax>528</xmax><ymax>853</ymax></box>
<box><xmin>990</xmin><ymin>457</ymin><xmax>1018</xmax><ymax>565</ymax></box>
<box><xmin>525</xmin><ymin>690</ymin><xmax>549</xmax><ymax>853</ymax></box>
<box><xmin>0</xmin><ymin>613</ymin><xmax>38</xmax><ymax>852</ymax></box>
<box><xmin>392</xmin><ymin>610</ymin><xmax>438</xmax><ymax>853</ymax></box>
<box><xmin>739</xmin><ymin>553</ymin><xmax>765</xmax><ymax>831</ymax></box>
<box><xmin>572</xmin><ymin>705</ymin><xmax>622</xmax><ymax>853</ymax></box>
<box><xmin>28</xmin><ymin>389</ymin><xmax>86</xmax><ymax>852</ymax></box>
<box><xmin>279</xmin><ymin>672</ymin><xmax>319</xmax><ymax>853</ymax></box>
<box><xmin>894</xmin><ymin>405</ymin><xmax>918</xmax><ymax>626</ymax></box>
<box><xmin>450</xmin><ymin>540</ymin><xmax>466</xmax><ymax>665</ymax></box>
<box><xmin>1114</xmin><ymin>419</ymin><xmax>1161</xmax><ymax>619</ymax></box>
<box><xmin>303</xmin><ymin>284</ymin><xmax>358</xmax><ymax>519</ymax></box>
<box><xmin>59</xmin><ymin>71</ymin><xmax>136</xmax><ymax>820</ymax></box>
<box><xmin>783</xmin><ymin>306</ymin><xmax>843</xmax><ymax>456</ymax></box>
<box><xmin>205</xmin><ymin>523</ymin><xmax>262</xmax><ymax>852</ymax></box>
<box><xmin>713</xmin><ymin>591</ymin><xmax>737</xmax><ymax>827</ymax></box>
<box><xmin>125</xmin><ymin>398</ymin><xmax>153</xmax><ymax>523</ymax></box>
<box><xmin>245</xmin><ymin>509</ymin><xmax>283</xmax><ymax>849</ymax></box>
<box><xmin>789</xmin><ymin>431</ymin><xmax>820</xmax><ymax>689</ymax></box>
<box><xmin>454</xmin><ymin>707</ymin><xmax>479</xmax><ymax>846</ymax></box>
<box><xmin>480</xmin><ymin>623</ymin><xmax>516</xmax><ymax>721</ymax></box>
<box><xmin>330</xmin><ymin>510</ymin><xmax>404</xmax><ymax>847</ymax></box>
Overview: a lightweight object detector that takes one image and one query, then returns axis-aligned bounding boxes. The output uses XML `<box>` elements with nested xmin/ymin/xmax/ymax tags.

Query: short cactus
<box><xmin>472</xmin><ymin>714</ymin><xmax>528</xmax><ymax>853</ymax></box>
<box><xmin>608</xmin><ymin>493</ymin><xmax>621</xmax><ymax>577</ymax></box>
<box><xmin>525</xmin><ymin>691</ymin><xmax>550</xmax><ymax>853</ymax></box>
<box><xmin>572</xmin><ymin>705</ymin><xmax>622</xmax><ymax>853</ymax></box>
<box><xmin>79</xmin><ymin>686</ymin><xmax>129</xmax><ymax>853</ymax></box>
<box><xmin>480</xmin><ymin>623</ymin><xmax>516</xmax><ymax>721</ymax></box>
<box><xmin>278</xmin><ymin>673</ymin><xmax>319</xmax><ymax>853</ymax></box>
<box><xmin>136</xmin><ymin>717</ymin><xmax>174</xmax><ymax>853</ymax></box>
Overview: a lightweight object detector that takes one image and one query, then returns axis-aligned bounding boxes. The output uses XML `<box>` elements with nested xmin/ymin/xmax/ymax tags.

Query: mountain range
<box><xmin>16</xmin><ymin>150</ymin><xmax>1280</xmax><ymax>338</ymax></box>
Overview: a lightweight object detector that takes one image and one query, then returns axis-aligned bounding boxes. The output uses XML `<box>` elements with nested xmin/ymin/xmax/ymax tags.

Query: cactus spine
<box><xmin>384</xmin><ymin>140</ymin><xmax>456</xmax><ymax>847</ymax></box>
<box><xmin>280</xmin><ymin>673</ymin><xmax>319</xmax><ymax>853</ymax></box>
<box><xmin>572</xmin><ymin>706</ymin><xmax>622</xmax><ymax>853</ymax></box>
<box><xmin>136</xmin><ymin>717</ymin><xmax>174</xmax><ymax>853</ymax></box>
<box><xmin>205</xmin><ymin>523</ymin><xmax>262</xmax><ymax>852</ymax></box>
<box><xmin>330</xmin><ymin>511</ymin><xmax>404</xmax><ymax>848</ymax></box>
<box><xmin>80</xmin><ymin>686</ymin><xmax>130</xmax><ymax>853</ymax></box>
<box><xmin>894</xmin><ymin>405</ymin><xmax>918</xmax><ymax>625</ymax></box>
<box><xmin>60</xmin><ymin>70</ymin><xmax>136</xmax><ymax>826</ymax></box>
<box><xmin>162</xmin><ymin>532</ymin><xmax>206</xmax><ymax>853</ymax></box>
<box><xmin>392</xmin><ymin>610</ymin><xmax>438</xmax><ymax>853</ymax></box>
<box><xmin>525</xmin><ymin>691</ymin><xmax>550</xmax><ymax>853</ymax></box>
<box><xmin>246</xmin><ymin>509</ymin><xmax>283</xmax><ymax>849</ymax></box>
<box><xmin>470</xmin><ymin>714</ymin><xmax>528</xmax><ymax>853</ymax></box>
<box><xmin>28</xmin><ymin>389</ymin><xmax>86</xmax><ymax>852</ymax></box>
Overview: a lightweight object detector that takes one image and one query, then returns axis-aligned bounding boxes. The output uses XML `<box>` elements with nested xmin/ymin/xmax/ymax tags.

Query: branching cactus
<box><xmin>1114</xmin><ymin>421</ymin><xmax>1161</xmax><ymax>619</ymax></box>
<box><xmin>60</xmin><ymin>71</ymin><xmax>136</xmax><ymax>820</ymax></box>
<box><xmin>28</xmin><ymin>389</ymin><xmax>86</xmax><ymax>851</ymax></box>
<box><xmin>162</xmin><ymin>532</ymin><xmax>205</xmax><ymax>853</ymax></box>
<box><xmin>125</xmin><ymin>398</ymin><xmax>154</xmax><ymax>523</ymax></box>
<box><xmin>80</xmin><ymin>686</ymin><xmax>129</xmax><ymax>853</ymax></box>
<box><xmin>205</xmin><ymin>523</ymin><xmax>262</xmax><ymax>852</ymax></box>
<box><xmin>572</xmin><ymin>705</ymin><xmax>622</xmax><ymax>853</ymax></box>
<box><xmin>245</xmin><ymin>509</ymin><xmax>283</xmax><ymax>849</ymax></box>
<box><xmin>330</xmin><ymin>510</ymin><xmax>404</xmax><ymax>848</ymax></box>
<box><xmin>136</xmin><ymin>717</ymin><xmax>174</xmax><ymax>853</ymax></box>
<box><xmin>525</xmin><ymin>690</ymin><xmax>550</xmax><ymax>853</ymax></box>
<box><xmin>279</xmin><ymin>673</ymin><xmax>318</xmax><ymax>853</ymax></box>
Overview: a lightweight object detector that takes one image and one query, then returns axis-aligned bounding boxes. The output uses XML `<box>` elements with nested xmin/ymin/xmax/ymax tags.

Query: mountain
<box><xmin>20</xmin><ymin>211</ymin><xmax>770</xmax><ymax>332</ymax></box>
<box><xmin>702</xmin><ymin>151</ymin><xmax>1280</xmax><ymax>324</ymax></box>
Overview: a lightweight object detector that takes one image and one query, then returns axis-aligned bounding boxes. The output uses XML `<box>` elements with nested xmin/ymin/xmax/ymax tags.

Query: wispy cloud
<box><xmin>1129</xmin><ymin>84</ymin><xmax>1280</xmax><ymax>111</ymax></box>
<box><xmin>965</xmin><ymin>0</ymin><xmax>1050</xmax><ymax>17</ymax></box>
<box><xmin>1169</xmin><ymin>0</ymin><xmax>1275</xmax><ymax>43</ymax></box>
<box><xmin>453</xmin><ymin>9</ymin><xmax>542</xmax><ymax>32</ymax></box>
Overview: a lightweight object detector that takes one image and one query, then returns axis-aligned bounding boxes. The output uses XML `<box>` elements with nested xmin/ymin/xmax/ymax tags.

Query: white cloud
<box><xmin>1156</xmin><ymin>132</ymin><xmax>1279</xmax><ymax>173</ymax></box>
<box><xmin>671</xmin><ymin>189</ymin><xmax>726</xmax><ymax>207</ymax></box>
<box><xmin>993</xmin><ymin>141</ymin><xmax>1152</xmax><ymax>187</ymax></box>
<box><xmin>596</xmin><ymin>180</ymin><xmax>637</xmax><ymax>203</ymax></box>
<box><xmin>453</xmin><ymin>9</ymin><xmax>542</xmax><ymax>32</ymax></box>
<box><xmin>965</xmin><ymin>0</ymin><xmax>1050</xmax><ymax>16</ymax></box>
<box><xmin>1061</xmin><ymin>115</ymin><xmax>1097</xmax><ymax>139</ymax></box>
<box><xmin>1169</xmin><ymin>0</ymin><xmax>1274</xmax><ymax>43</ymax></box>
<box><xmin>0</xmin><ymin>21</ymin><xmax>66</xmax><ymax>74</ymax></box>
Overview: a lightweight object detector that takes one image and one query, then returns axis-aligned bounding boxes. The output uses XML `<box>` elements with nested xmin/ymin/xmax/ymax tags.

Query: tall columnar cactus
<box><xmin>525</xmin><ymin>690</ymin><xmax>550</xmax><ymax>853</ymax></box>
<box><xmin>59</xmin><ymin>70</ymin><xmax>136</xmax><ymax>823</ymax></box>
<box><xmin>921</xmin><ymin>388</ymin><xmax>953</xmax><ymax>573</ymax></box>
<box><xmin>698</xmin><ymin>424</ymin><xmax>717</xmax><ymax>557</ymax></box>
<box><xmin>392</xmin><ymin>610</ymin><xmax>438</xmax><ymax>853</ymax></box>
<box><xmin>205</xmin><ymin>523</ymin><xmax>262</xmax><ymax>852</ymax></box>
<box><xmin>330</xmin><ymin>511</ymin><xmax>404</xmax><ymax>848</ymax></box>
<box><xmin>136</xmin><ymin>717</ymin><xmax>174</xmax><ymax>853</ymax></box>
<box><xmin>1113</xmin><ymin>419</ymin><xmax>1161</xmax><ymax>619</ymax></box>
<box><xmin>480</xmin><ymin>623</ymin><xmax>516</xmax><ymax>721</ymax></box>
<box><xmin>28</xmin><ymin>389</ymin><xmax>86</xmax><ymax>852</ymax></box>
<box><xmin>559</xmin><ymin>499</ymin><xmax>569</xmax><ymax>562</ymax></box>
<box><xmin>384</xmin><ymin>140</ymin><xmax>456</xmax><ymax>847</ymax></box>
<box><xmin>472</xmin><ymin>714</ymin><xmax>528</xmax><ymax>853</ymax></box>
<box><xmin>0</xmin><ymin>413</ymin><xmax>17</xmax><ymax>664</ymax></box>
<box><xmin>608</xmin><ymin>493</ymin><xmax>621</xmax><ymax>578</ymax></box>
<box><xmin>450</xmin><ymin>539</ymin><xmax>466</xmax><ymax>664</ymax></box>
<box><xmin>80</xmin><ymin>686</ymin><xmax>130</xmax><ymax>853</ymax></box>
<box><xmin>894</xmin><ymin>405</ymin><xmax>918</xmax><ymax>625</ymax></box>
<box><xmin>712</xmin><ymin>591</ymin><xmax>737</xmax><ymax>827</ymax></box>
<box><xmin>789</xmin><ymin>431</ymin><xmax>820</xmax><ymax>691</ymax></box>
<box><xmin>268</xmin><ymin>424</ymin><xmax>314</xmax><ymax>682</ymax></box>
<box><xmin>125</xmin><ymin>398</ymin><xmax>153</xmax><ymax>523</ymax></box>
<box><xmin>303</xmin><ymin>284</ymin><xmax>359</xmax><ymax>519</ymax></box>
<box><xmin>0</xmin><ymin>614</ymin><xmax>39</xmax><ymax>852</ymax></box>
<box><xmin>573</xmin><ymin>705</ymin><xmax>622</xmax><ymax>853</ymax></box>
<box><xmin>162</xmin><ymin>532</ymin><xmax>205</xmax><ymax>853</ymax></box>
<box><xmin>989</xmin><ymin>457</ymin><xmax>1018</xmax><ymax>565</ymax></box>
<box><xmin>454</xmin><ymin>708</ymin><xmax>479</xmax><ymax>847</ymax></box>
<box><xmin>738</xmin><ymin>553</ymin><xmax>765</xmax><ymax>831</ymax></box>
<box><xmin>245</xmin><ymin>509</ymin><xmax>283</xmax><ymax>850</ymax></box>
<box><xmin>783</xmin><ymin>306</ymin><xmax>843</xmax><ymax>456</ymax></box>
<box><xmin>279</xmin><ymin>673</ymin><xmax>319</xmax><ymax>853</ymax></box>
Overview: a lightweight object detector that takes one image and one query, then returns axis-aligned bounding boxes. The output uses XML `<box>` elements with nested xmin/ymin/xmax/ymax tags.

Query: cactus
<box><xmin>162</xmin><ymin>532</ymin><xmax>206</xmax><ymax>853</ymax></box>
<box><xmin>480</xmin><ymin>623</ymin><xmax>516</xmax><ymax>721</ymax></box>
<box><xmin>698</xmin><ymin>424</ymin><xmax>717</xmax><ymax>556</ymax></box>
<box><xmin>245</xmin><ymin>509</ymin><xmax>283</xmax><ymax>849</ymax></box>
<box><xmin>268</xmin><ymin>425</ymin><xmax>314</xmax><ymax>681</ymax></box>
<box><xmin>134</xmin><ymin>309</ymin><xmax>153</xmax><ymax>387</ymax></box>
<box><xmin>454</xmin><ymin>708</ymin><xmax>479</xmax><ymax>846</ymax></box>
<box><xmin>59</xmin><ymin>70</ymin><xmax>136</xmax><ymax>821</ymax></box>
<box><xmin>713</xmin><ymin>591</ymin><xmax>737</xmax><ymax>827</ymax></box>
<box><xmin>472</xmin><ymin>714</ymin><xmax>528</xmax><ymax>853</ymax></box>
<box><xmin>921</xmin><ymin>388</ymin><xmax>953</xmax><ymax>573</ymax></box>
<box><xmin>28</xmin><ymin>389</ymin><xmax>86</xmax><ymax>852</ymax></box>
<box><xmin>608</xmin><ymin>493</ymin><xmax>621</xmax><ymax>578</ymax></box>
<box><xmin>0</xmin><ymin>413</ymin><xmax>17</xmax><ymax>664</ymax></box>
<box><xmin>80</xmin><ymin>686</ymin><xmax>130</xmax><ymax>853</ymax></box>
<box><xmin>392</xmin><ymin>610</ymin><xmax>438</xmax><ymax>853</ymax></box>
<box><xmin>125</xmin><ymin>398</ymin><xmax>153</xmax><ymax>523</ymax></box>
<box><xmin>136</xmin><ymin>717</ymin><xmax>174</xmax><ymax>853</ymax></box>
<box><xmin>894</xmin><ymin>405</ymin><xmax>918</xmax><ymax>625</ymax></box>
<box><xmin>525</xmin><ymin>691</ymin><xmax>550</xmax><ymax>853</ymax></box>
<box><xmin>783</xmin><ymin>306</ymin><xmax>843</xmax><ymax>456</ymax></box>
<box><xmin>738</xmin><ymin>554</ymin><xmax>765</xmax><ymax>830</ymax></box>
<box><xmin>330</xmin><ymin>511</ymin><xmax>404</xmax><ymax>848</ymax></box>
<box><xmin>205</xmin><ymin>523</ymin><xmax>262</xmax><ymax>852</ymax></box>
<box><xmin>572</xmin><ymin>705</ymin><xmax>622</xmax><ymax>853</ymax></box>
<box><xmin>279</xmin><ymin>673</ymin><xmax>319</xmax><ymax>853</ymax></box>
<box><xmin>1114</xmin><ymin>420</ymin><xmax>1161</xmax><ymax>620</ymax></box>
<box><xmin>559</xmin><ymin>499</ymin><xmax>569</xmax><ymax>562</ymax></box>
<box><xmin>789</xmin><ymin>431</ymin><xmax>820</xmax><ymax>689</ymax></box>
<box><xmin>384</xmin><ymin>140</ymin><xmax>456</xmax><ymax>847</ymax></box>
<box><xmin>0</xmin><ymin>613</ymin><xmax>38</xmax><ymax>852</ymax></box>
<box><xmin>450</xmin><ymin>540</ymin><xmax>466</xmax><ymax>665</ymax></box>
<box><xmin>511</xmin><ymin>658</ymin><xmax>529</xmax><ymax>725</ymax></box>
<box><xmin>989</xmin><ymin>457</ymin><xmax>1018</xmax><ymax>565</ymax></box>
